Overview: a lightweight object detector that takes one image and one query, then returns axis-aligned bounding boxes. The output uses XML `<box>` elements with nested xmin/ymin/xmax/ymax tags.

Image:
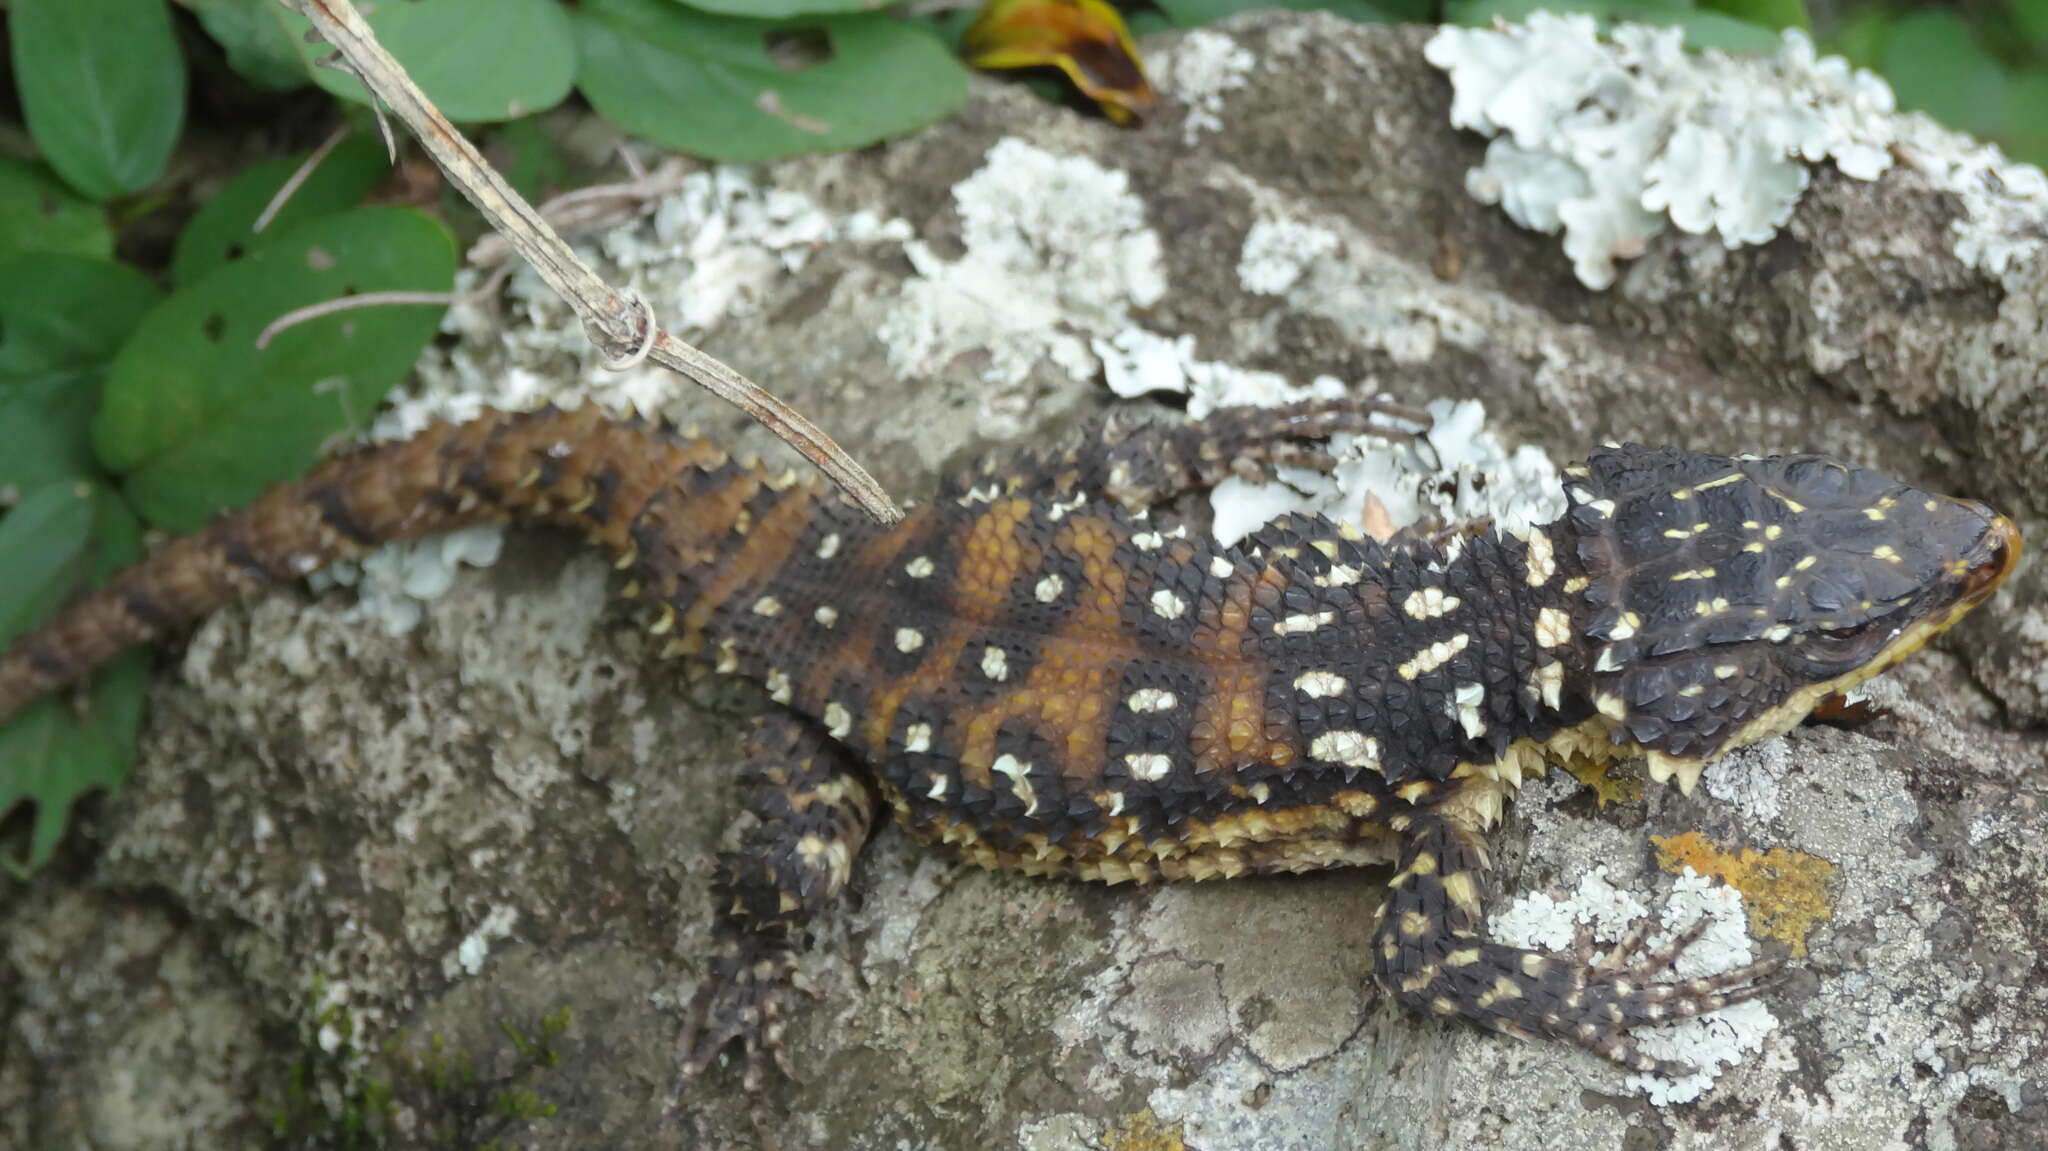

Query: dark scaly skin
<box><xmin>0</xmin><ymin>400</ymin><xmax>2021</xmax><ymax>1093</ymax></box>
<box><xmin>682</xmin><ymin>708</ymin><xmax>877</xmax><ymax>1091</ymax></box>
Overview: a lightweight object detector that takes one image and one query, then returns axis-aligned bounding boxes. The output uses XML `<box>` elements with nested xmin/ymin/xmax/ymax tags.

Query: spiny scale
<box><xmin>0</xmin><ymin>400</ymin><xmax>2017</xmax><ymax>1097</ymax></box>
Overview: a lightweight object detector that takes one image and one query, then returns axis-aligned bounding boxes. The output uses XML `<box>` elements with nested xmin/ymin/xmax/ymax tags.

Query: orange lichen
<box><xmin>1102</xmin><ymin>1108</ymin><xmax>1186</xmax><ymax>1151</ymax></box>
<box><xmin>1565</xmin><ymin>758</ymin><xmax>1642</xmax><ymax>808</ymax></box>
<box><xmin>1652</xmin><ymin>831</ymin><xmax>1838</xmax><ymax>956</ymax></box>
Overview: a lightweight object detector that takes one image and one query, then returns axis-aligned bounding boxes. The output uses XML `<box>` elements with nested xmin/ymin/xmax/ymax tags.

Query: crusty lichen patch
<box><xmin>1101</xmin><ymin>1107</ymin><xmax>1187</xmax><ymax>1151</ymax></box>
<box><xmin>1652</xmin><ymin>831</ymin><xmax>1838</xmax><ymax>956</ymax></box>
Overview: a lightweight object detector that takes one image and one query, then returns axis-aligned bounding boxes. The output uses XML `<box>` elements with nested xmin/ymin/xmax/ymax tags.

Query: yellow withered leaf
<box><xmin>963</xmin><ymin>0</ymin><xmax>1158</xmax><ymax>126</ymax></box>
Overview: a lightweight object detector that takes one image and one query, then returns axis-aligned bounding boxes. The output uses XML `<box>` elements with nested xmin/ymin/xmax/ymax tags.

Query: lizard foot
<box><xmin>1377</xmin><ymin>813</ymin><xmax>1785</xmax><ymax>1079</ymax></box>
<box><xmin>1387</xmin><ymin>915</ymin><xmax>1783</xmax><ymax>1078</ymax></box>
<box><xmin>670</xmin><ymin>937</ymin><xmax>801</xmax><ymax>1097</ymax></box>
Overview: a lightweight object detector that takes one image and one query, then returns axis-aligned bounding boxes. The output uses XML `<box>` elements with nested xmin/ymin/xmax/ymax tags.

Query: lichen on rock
<box><xmin>1424</xmin><ymin>16</ymin><xmax>2043</xmax><ymax>289</ymax></box>
<box><xmin>5</xmin><ymin>9</ymin><xmax>2045</xmax><ymax>1148</ymax></box>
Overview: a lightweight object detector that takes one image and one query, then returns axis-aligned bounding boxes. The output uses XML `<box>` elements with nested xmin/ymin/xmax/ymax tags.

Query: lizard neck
<box><xmin>1267</xmin><ymin>523</ymin><xmax>1600</xmax><ymax>788</ymax></box>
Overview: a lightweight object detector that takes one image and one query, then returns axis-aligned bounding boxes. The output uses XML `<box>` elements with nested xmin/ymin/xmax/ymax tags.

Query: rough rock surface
<box><xmin>5</xmin><ymin>12</ymin><xmax>2046</xmax><ymax>1149</ymax></box>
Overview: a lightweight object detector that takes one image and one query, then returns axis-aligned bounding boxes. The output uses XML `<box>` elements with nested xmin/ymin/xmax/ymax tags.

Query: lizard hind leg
<box><xmin>1372</xmin><ymin>812</ymin><xmax>1782</xmax><ymax>1078</ymax></box>
<box><xmin>670</xmin><ymin>709</ymin><xmax>878</xmax><ymax>1101</ymax></box>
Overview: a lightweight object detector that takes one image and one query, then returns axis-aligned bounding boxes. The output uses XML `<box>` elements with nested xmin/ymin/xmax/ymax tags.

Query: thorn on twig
<box><xmin>371</xmin><ymin>109</ymin><xmax>398</xmax><ymax>163</ymax></box>
<box><xmin>306</xmin><ymin>46</ymin><xmax>396</xmax><ymax>160</ymax></box>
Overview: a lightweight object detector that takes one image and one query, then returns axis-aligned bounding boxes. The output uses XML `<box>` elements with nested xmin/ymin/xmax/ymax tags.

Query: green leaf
<box><xmin>2017</xmin><ymin>0</ymin><xmax>2048</xmax><ymax>49</ymax></box>
<box><xmin>1826</xmin><ymin>11</ymin><xmax>1890</xmax><ymax>73</ymax></box>
<box><xmin>281</xmin><ymin>0</ymin><xmax>578</xmax><ymax>123</ymax></box>
<box><xmin>1157</xmin><ymin>0</ymin><xmax>1394</xmax><ymax>25</ymax></box>
<box><xmin>171</xmin><ymin>134</ymin><xmax>390</xmax><ymax>286</ymax></box>
<box><xmin>9</xmin><ymin>0</ymin><xmax>187</xmax><ymax>201</ymax></box>
<box><xmin>1881</xmin><ymin>11</ymin><xmax>2007</xmax><ymax>141</ymax></box>
<box><xmin>0</xmin><ymin>485</ymin><xmax>97</xmax><ymax>644</ymax></box>
<box><xmin>0</xmin><ymin>254</ymin><xmax>162</xmax><ymax>393</ymax></box>
<box><xmin>576</xmin><ymin>0</ymin><xmax>971</xmax><ymax>162</ymax></box>
<box><xmin>1696</xmin><ymin>0</ymin><xmax>1807</xmax><ymax>31</ymax></box>
<box><xmin>93</xmin><ymin>207</ymin><xmax>457</xmax><ymax>531</ymax></box>
<box><xmin>0</xmin><ymin>483</ymin><xmax>145</xmax><ymax>872</ymax></box>
<box><xmin>1362</xmin><ymin>0</ymin><xmax>1431</xmax><ymax>20</ymax></box>
<box><xmin>681</xmin><ymin>0</ymin><xmax>897</xmax><ymax>13</ymax></box>
<box><xmin>0</xmin><ymin>395</ymin><xmax>98</xmax><ymax>500</ymax></box>
<box><xmin>187</xmin><ymin>0</ymin><xmax>313</xmax><ymax>91</ymax></box>
<box><xmin>0</xmin><ymin>160</ymin><xmax>112</xmax><ymax>261</ymax></box>
<box><xmin>1125</xmin><ymin>11</ymin><xmax>1177</xmax><ymax>38</ymax></box>
<box><xmin>0</xmin><ymin>253</ymin><xmax>161</xmax><ymax>511</ymax></box>
<box><xmin>0</xmin><ymin>254</ymin><xmax>162</xmax><ymax>496</ymax></box>
<box><xmin>2004</xmin><ymin>70</ymin><xmax>2048</xmax><ymax>167</ymax></box>
<box><xmin>1626</xmin><ymin>8</ymin><xmax>1788</xmax><ymax>53</ymax></box>
<box><xmin>1444</xmin><ymin>0</ymin><xmax>1785</xmax><ymax>53</ymax></box>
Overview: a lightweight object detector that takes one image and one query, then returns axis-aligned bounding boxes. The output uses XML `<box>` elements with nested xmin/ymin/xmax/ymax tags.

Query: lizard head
<box><xmin>1554</xmin><ymin>443</ymin><xmax>2018</xmax><ymax>789</ymax></box>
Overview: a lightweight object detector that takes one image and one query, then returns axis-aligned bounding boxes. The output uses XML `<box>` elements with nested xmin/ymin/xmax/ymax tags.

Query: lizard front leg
<box><xmin>1373</xmin><ymin>807</ymin><xmax>1781</xmax><ymax>1077</ymax></box>
<box><xmin>948</xmin><ymin>397</ymin><xmax>1428</xmax><ymax>511</ymax></box>
<box><xmin>672</xmin><ymin>709</ymin><xmax>877</xmax><ymax>1096</ymax></box>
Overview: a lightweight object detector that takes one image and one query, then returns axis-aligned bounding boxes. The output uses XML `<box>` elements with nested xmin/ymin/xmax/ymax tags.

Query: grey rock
<box><xmin>5</xmin><ymin>11</ymin><xmax>2044</xmax><ymax>1149</ymax></box>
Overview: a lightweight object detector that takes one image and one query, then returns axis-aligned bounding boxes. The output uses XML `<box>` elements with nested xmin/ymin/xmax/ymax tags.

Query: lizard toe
<box><xmin>671</xmin><ymin>937</ymin><xmax>801</xmax><ymax>1094</ymax></box>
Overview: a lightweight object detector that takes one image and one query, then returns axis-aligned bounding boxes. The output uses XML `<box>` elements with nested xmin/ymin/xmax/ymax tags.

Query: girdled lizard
<box><xmin>0</xmin><ymin>399</ymin><xmax>2019</xmax><ymax>1095</ymax></box>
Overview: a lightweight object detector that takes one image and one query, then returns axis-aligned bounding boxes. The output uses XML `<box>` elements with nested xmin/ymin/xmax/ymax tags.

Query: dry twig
<box><xmin>280</xmin><ymin>0</ymin><xmax>902</xmax><ymax>523</ymax></box>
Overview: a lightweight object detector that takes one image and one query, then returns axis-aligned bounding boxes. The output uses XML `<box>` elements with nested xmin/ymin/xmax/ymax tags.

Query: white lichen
<box><xmin>1912</xmin><ymin>138</ymin><xmax>2048</xmax><ymax>284</ymax></box>
<box><xmin>1702</xmin><ymin>736</ymin><xmax>1793</xmax><ymax>824</ymax></box>
<box><xmin>1191</xmin><ymin>391</ymin><xmax>1564</xmax><ymax>548</ymax></box>
<box><xmin>419</xmin><ymin>164</ymin><xmax>909</xmax><ymax>426</ymax></box>
<box><xmin>1489</xmin><ymin>865</ymin><xmax>1649</xmax><ymax>954</ymax></box>
<box><xmin>879</xmin><ymin>138</ymin><xmax>1165</xmax><ymax>388</ymax></box>
<box><xmin>1151</xmin><ymin>29</ymin><xmax>1256</xmax><ymax>143</ymax></box>
<box><xmin>612</xmin><ymin>165</ymin><xmax>906</xmax><ymax>330</ymax></box>
<box><xmin>1425</xmin><ymin>17</ymin><xmax>1909</xmax><ymax>288</ymax></box>
<box><xmin>1092</xmin><ymin>325</ymin><xmax>1354</xmax><ymax>419</ymax></box>
<box><xmin>445</xmin><ymin>904</ymin><xmax>520</xmax><ymax>979</ymax></box>
<box><xmin>1095</xmin><ymin>327</ymin><xmax>1198</xmax><ymax>400</ymax></box>
<box><xmin>1493</xmin><ymin>866</ymin><xmax>1776</xmax><ymax>1104</ymax></box>
<box><xmin>1090</xmin><ymin>329</ymin><xmax>1549</xmax><ymax>551</ymax></box>
<box><xmin>309</xmin><ymin>524</ymin><xmax>506</xmax><ymax>637</ymax></box>
<box><xmin>1238</xmin><ymin>217</ymin><xmax>1342</xmax><ymax>296</ymax></box>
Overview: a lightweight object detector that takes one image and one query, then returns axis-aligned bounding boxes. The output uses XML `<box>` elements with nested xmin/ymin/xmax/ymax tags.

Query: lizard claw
<box><xmin>1553</xmin><ymin>910</ymin><xmax>1781</xmax><ymax>1078</ymax></box>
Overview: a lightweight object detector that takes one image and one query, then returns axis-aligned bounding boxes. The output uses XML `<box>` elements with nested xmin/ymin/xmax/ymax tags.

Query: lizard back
<box><xmin>0</xmin><ymin>400</ymin><xmax>2020</xmax><ymax>1092</ymax></box>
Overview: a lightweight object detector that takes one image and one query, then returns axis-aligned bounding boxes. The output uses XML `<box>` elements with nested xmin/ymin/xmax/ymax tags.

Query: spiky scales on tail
<box><xmin>0</xmin><ymin>405</ymin><xmax>719</xmax><ymax>723</ymax></box>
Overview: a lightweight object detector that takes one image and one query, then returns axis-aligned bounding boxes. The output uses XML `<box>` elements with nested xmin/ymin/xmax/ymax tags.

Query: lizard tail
<box><xmin>0</xmin><ymin>404</ymin><xmax>729</xmax><ymax>725</ymax></box>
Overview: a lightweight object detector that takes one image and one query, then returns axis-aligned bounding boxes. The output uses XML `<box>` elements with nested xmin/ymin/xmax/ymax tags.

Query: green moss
<box><xmin>267</xmin><ymin>983</ymin><xmax>574</xmax><ymax>1149</ymax></box>
<box><xmin>269</xmin><ymin>983</ymin><xmax>398</xmax><ymax>1150</ymax></box>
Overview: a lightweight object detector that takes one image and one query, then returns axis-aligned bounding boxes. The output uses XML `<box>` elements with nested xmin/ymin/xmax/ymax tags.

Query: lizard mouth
<box><xmin>1960</xmin><ymin>512</ymin><xmax>2022</xmax><ymax>607</ymax></box>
